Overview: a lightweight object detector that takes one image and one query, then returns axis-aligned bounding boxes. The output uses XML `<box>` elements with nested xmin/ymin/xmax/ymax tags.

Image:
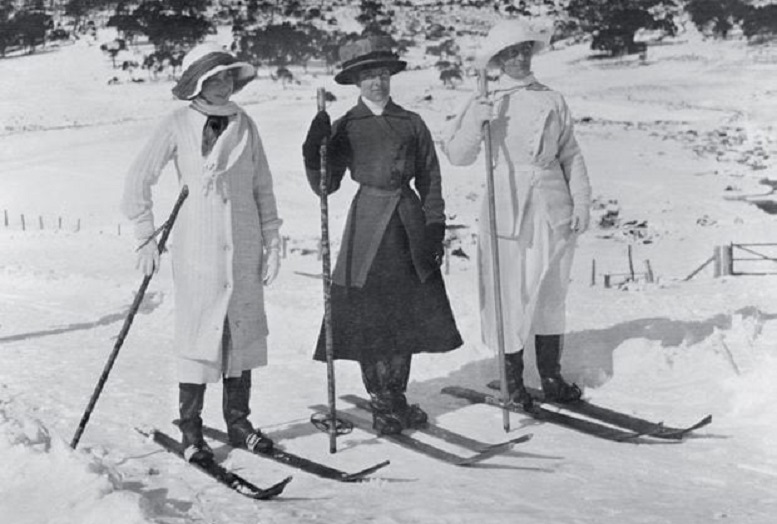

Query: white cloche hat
<box><xmin>475</xmin><ymin>18</ymin><xmax>552</xmax><ymax>70</ymax></box>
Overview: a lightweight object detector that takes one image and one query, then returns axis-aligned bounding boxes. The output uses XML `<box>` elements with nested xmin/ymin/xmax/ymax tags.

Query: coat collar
<box><xmin>346</xmin><ymin>98</ymin><xmax>410</xmax><ymax>120</ymax></box>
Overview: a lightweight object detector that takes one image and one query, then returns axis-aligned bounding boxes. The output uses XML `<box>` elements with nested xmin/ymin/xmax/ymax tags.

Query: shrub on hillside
<box><xmin>107</xmin><ymin>0</ymin><xmax>212</xmax><ymax>56</ymax></box>
<box><xmin>742</xmin><ymin>5</ymin><xmax>777</xmax><ymax>42</ymax></box>
<box><xmin>356</xmin><ymin>0</ymin><xmax>393</xmax><ymax>36</ymax></box>
<box><xmin>686</xmin><ymin>0</ymin><xmax>748</xmax><ymax>39</ymax></box>
<box><xmin>9</xmin><ymin>9</ymin><xmax>51</xmax><ymax>55</ymax></box>
<box><xmin>234</xmin><ymin>22</ymin><xmax>346</xmax><ymax>70</ymax></box>
<box><xmin>567</xmin><ymin>0</ymin><xmax>678</xmax><ymax>56</ymax></box>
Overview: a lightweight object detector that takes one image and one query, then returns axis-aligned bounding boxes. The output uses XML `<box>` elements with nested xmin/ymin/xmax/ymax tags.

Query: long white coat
<box><xmin>442</xmin><ymin>76</ymin><xmax>591</xmax><ymax>351</ymax></box>
<box><xmin>122</xmin><ymin>105</ymin><xmax>282</xmax><ymax>383</ymax></box>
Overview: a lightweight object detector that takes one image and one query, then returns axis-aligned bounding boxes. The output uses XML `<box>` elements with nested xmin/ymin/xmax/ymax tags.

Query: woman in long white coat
<box><xmin>442</xmin><ymin>19</ymin><xmax>591</xmax><ymax>407</ymax></box>
<box><xmin>122</xmin><ymin>44</ymin><xmax>282</xmax><ymax>462</ymax></box>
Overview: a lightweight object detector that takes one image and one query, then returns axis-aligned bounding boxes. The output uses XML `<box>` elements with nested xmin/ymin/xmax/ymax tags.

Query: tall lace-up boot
<box><xmin>179</xmin><ymin>383</ymin><xmax>213</xmax><ymax>464</ymax></box>
<box><xmin>386</xmin><ymin>353</ymin><xmax>428</xmax><ymax>429</ymax></box>
<box><xmin>223</xmin><ymin>370</ymin><xmax>274</xmax><ymax>452</ymax></box>
<box><xmin>360</xmin><ymin>358</ymin><xmax>404</xmax><ymax>435</ymax></box>
<box><xmin>504</xmin><ymin>350</ymin><xmax>534</xmax><ymax>410</ymax></box>
<box><xmin>535</xmin><ymin>335</ymin><xmax>582</xmax><ymax>403</ymax></box>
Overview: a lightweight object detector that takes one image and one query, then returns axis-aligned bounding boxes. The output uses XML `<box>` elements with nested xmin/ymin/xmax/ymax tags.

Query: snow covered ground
<box><xmin>2</xmin><ymin>25</ymin><xmax>777</xmax><ymax>524</ymax></box>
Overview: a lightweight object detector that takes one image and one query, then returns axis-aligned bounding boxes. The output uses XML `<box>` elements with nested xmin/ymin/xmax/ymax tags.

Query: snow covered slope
<box><xmin>1</xmin><ymin>26</ymin><xmax>777</xmax><ymax>524</ymax></box>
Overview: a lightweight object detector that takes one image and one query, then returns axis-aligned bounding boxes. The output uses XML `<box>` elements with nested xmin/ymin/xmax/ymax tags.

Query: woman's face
<box><xmin>357</xmin><ymin>66</ymin><xmax>391</xmax><ymax>104</ymax></box>
<box><xmin>498</xmin><ymin>42</ymin><xmax>534</xmax><ymax>80</ymax></box>
<box><xmin>200</xmin><ymin>70</ymin><xmax>235</xmax><ymax>105</ymax></box>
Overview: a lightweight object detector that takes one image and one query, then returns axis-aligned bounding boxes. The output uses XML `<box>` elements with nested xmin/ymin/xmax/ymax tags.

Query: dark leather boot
<box><xmin>505</xmin><ymin>351</ymin><xmax>534</xmax><ymax>410</ymax></box>
<box><xmin>387</xmin><ymin>354</ymin><xmax>428</xmax><ymax>429</ymax></box>
<box><xmin>179</xmin><ymin>383</ymin><xmax>213</xmax><ymax>464</ymax></box>
<box><xmin>223</xmin><ymin>371</ymin><xmax>273</xmax><ymax>452</ymax></box>
<box><xmin>536</xmin><ymin>335</ymin><xmax>582</xmax><ymax>403</ymax></box>
<box><xmin>360</xmin><ymin>358</ymin><xmax>403</xmax><ymax>435</ymax></box>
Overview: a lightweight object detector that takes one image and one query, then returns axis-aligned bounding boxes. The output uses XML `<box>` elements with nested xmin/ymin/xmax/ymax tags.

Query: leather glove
<box><xmin>571</xmin><ymin>205</ymin><xmax>590</xmax><ymax>234</ymax></box>
<box><xmin>302</xmin><ymin>111</ymin><xmax>331</xmax><ymax>171</ymax></box>
<box><xmin>262</xmin><ymin>232</ymin><xmax>281</xmax><ymax>285</ymax></box>
<box><xmin>424</xmin><ymin>223</ymin><xmax>446</xmax><ymax>268</ymax></box>
<box><xmin>136</xmin><ymin>239</ymin><xmax>160</xmax><ymax>276</ymax></box>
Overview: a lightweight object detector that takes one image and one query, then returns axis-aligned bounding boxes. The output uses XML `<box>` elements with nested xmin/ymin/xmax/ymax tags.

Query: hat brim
<box><xmin>173</xmin><ymin>57</ymin><xmax>256</xmax><ymax>101</ymax></box>
<box><xmin>476</xmin><ymin>40</ymin><xmax>547</xmax><ymax>70</ymax></box>
<box><xmin>190</xmin><ymin>62</ymin><xmax>256</xmax><ymax>99</ymax></box>
<box><xmin>334</xmin><ymin>59</ymin><xmax>406</xmax><ymax>85</ymax></box>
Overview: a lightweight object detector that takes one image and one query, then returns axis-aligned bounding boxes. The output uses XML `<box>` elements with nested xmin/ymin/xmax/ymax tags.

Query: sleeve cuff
<box><xmin>133</xmin><ymin>215</ymin><xmax>156</xmax><ymax>243</ymax></box>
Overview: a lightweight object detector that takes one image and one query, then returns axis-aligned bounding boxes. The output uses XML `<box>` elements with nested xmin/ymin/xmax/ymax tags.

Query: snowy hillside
<box><xmin>2</xmin><ymin>24</ymin><xmax>777</xmax><ymax>524</ymax></box>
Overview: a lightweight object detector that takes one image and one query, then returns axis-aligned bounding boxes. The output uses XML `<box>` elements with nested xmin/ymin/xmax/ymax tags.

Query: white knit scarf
<box><xmin>190</xmin><ymin>98</ymin><xmax>249</xmax><ymax>198</ymax></box>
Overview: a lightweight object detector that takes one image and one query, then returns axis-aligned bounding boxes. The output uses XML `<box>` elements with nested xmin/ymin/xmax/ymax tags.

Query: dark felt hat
<box><xmin>334</xmin><ymin>36</ymin><xmax>406</xmax><ymax>85</ymax></box>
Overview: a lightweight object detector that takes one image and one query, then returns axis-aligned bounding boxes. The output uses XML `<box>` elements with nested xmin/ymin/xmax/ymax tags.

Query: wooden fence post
<box><xmin>21</xmin><ymin>214</ymin><xmax>25</xmax><ymax>231</ymax></box>
<box><xmin>721</xmin><ymin>244</ymin><xmax>733</xmax><ymax>276</ymax></box>
<box><xmin>590</xmin><ymin>259</ymin><xmax>596</xmax><ymax>286</ymax></box>
<box><xmin>627</xmin><ymin>245</ymin><xmax>635</xmax><ymax>281</ymax></box>
<box><xmin>39</xmin><ymin>216</ymin><xmax>44</xmax><ymax>230</ymax></box>
<box><xmin>713</xmin><ymin>245</ymin><xmax>733</xmax><ymax>277</ymax></box>
<box><xmin>3</xmin><ymin>210</ymin><xmax>8</xmax><ymax>227</ymax></box>
<box><xmin>645</xmin><ymin>260</ymin><xmax>654</xmax><ymax>283</ymax></box>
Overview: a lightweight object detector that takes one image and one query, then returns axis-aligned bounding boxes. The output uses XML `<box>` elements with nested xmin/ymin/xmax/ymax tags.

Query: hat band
<box><xmin>340</xmin><ymin>50</ymin><xmax>399</xmax><ymax>71</ymax></box>
<box><xmin>173</xmin><ymin>52</ymin><xmax>238</xmax><ymax>100</ymax></box>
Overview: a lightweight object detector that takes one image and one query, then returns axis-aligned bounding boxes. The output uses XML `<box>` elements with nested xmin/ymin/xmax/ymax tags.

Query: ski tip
<box><xmin>252</xmin><ymin>475</ymin><xmax>293</xmax><ymax>500</ymax></box>
<box><xmin>652</xmin><ymin>414</ymin><xmax>714</xmax><ymax>440</ymax></box>
<box><xmin>342</xmin><ymin>459</ymin><xmax>391</xmax><ymax>482</ymax></box>
<box><xmin>614</xmin><ymin>430</ymin><xmax>649</xmax><ymax>442</ymax></box>
<box><xmin>274</xmin><ymin>475</ymin><xmax>294</xmax><ymax>492</ymax></box>
<box><xmin>512</xmin><ymin>432</ymin><xmax>533</xmax><ymax>444</ymax></box>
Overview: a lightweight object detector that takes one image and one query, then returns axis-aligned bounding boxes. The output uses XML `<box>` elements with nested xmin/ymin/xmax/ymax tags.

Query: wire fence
<box><xmin>3</xmin><ymin>209</ymin><xmax>93</xmax><ymax>233</ymax></box>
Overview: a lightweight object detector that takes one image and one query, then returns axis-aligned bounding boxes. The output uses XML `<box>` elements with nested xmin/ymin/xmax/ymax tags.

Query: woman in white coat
<box><xmin>122</xmin><ymin>44</ymin><xmax>283</xmax><ymax>463</ymax></box>
<box><xmin>442</xmin><ymin>19</ymin><xmax>591</xmax><ymax>408</ymax></box>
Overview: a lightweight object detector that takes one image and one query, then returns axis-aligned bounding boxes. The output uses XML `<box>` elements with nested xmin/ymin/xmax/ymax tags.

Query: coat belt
<box><xmin>358</xmin><ymin>184</ymin><xmax>412</xmax><ymax>197</ymax></box>
<box><xmin>494</xmin><ymin>160</ymin><xmax>564</xmax><ymax>241</ymax></box>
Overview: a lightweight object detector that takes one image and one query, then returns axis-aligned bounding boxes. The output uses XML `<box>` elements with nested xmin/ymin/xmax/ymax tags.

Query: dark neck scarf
<box><xmin>190</xmin><ymin>98</ymin><xmax>240</xmax><ymax>157</ymax></box>
<box><xmin>202</xmin><ymin>115</ymin><xmax>229</xmax><ymax>156</ymax></box>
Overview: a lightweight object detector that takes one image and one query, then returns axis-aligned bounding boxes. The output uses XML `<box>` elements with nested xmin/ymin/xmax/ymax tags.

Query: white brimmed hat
<box><xmin>475</xmin><ymin>19</ymin><xmax>552</xmax><ymax>70</ymax></box>
<box><xmin>172</xmin><ymin>43</ymin><xmax>256</xmax><ymax>100</ymax></box>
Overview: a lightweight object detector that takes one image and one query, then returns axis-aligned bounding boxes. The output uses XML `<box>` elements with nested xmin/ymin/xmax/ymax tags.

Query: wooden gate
<box><xmin>730</xmin><ymin>243</ymin><xmax>777</xmax><ymax>275</ymax></box>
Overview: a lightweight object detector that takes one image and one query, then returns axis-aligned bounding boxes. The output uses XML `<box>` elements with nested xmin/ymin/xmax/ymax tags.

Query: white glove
<box><xmin>261</xmin><ymin>232</ymin><xmax>281</xmax><ymax>286</ymax></box>
<box><xmin>473</xmin><ymin>97</ymin><xmax>493</xmax><ymax>125</ymax></box>
<box><xmin>136</xmin><ymin>239</ymin><xmax>160</xmax><ymax>276</ymax></box>
<box><xmin>571</xmin><ymin>205</ymin><xmax>590</xmax><ymax>234</ymax></box>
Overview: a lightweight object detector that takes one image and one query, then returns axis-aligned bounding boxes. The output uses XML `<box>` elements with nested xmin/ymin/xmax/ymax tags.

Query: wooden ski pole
<box><xmin>71</xmin><ymin>185</ymin><xmax>189</xmax><ymax>449</ymax></box>
<box><xmin>317</xmin><ymin>87</ymin><xmax>338</xmax><ymax>453</ymax></box>
<box><xmin>479</xmin><ymin>70</ymin><xmax>511</xmax><ymax>432</ymax></box>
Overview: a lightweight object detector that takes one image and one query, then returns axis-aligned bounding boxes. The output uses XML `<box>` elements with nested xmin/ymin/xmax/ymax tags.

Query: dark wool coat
<box><xmin>306</xmin><ymin>98</ymin><xmax>462</xmax><ymax>361</ymax></box>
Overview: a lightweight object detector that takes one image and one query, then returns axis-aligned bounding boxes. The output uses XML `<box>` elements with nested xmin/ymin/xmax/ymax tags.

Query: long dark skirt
<box><xmin>313</xmin><ymin>213</ymin><xmax>463</xmax><ymax>362</ymax></box>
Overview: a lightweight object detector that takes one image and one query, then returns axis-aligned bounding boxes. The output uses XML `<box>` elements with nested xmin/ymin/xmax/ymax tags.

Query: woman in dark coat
<box><xmin>302</xmin><ymin>36</ymin><xmax>462</xmax><ymax>435</ymax></box>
